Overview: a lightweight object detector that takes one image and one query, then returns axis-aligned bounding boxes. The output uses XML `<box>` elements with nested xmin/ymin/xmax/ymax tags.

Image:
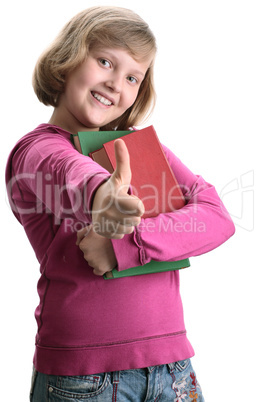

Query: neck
<box><xmin>48</xmin><ymin>108</ymin><xmax>99</xmax><ymax>134</ymax></box>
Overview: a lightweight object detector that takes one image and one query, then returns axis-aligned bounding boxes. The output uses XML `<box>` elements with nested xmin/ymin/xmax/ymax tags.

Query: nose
<box><xmin>105</xmin><ymin>73</ymin><xmax>123</xmax><ymax>93</ymax></box>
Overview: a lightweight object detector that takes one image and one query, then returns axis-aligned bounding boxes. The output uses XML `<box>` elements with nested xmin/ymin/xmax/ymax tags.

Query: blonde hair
<box><xmin>32</xmin><ymin>6</ymin><xmax>157</xmax><ymax>130</ymax></box>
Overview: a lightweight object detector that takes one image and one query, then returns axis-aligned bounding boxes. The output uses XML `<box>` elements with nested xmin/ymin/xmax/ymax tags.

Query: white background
<box><xmin>1</xmin><ymin>0</ymin><xmax>258</xmax><ymax>400</ymax></box>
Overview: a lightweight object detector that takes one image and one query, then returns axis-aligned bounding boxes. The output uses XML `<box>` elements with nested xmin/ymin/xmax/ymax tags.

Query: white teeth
<box><xmin>92</xmin><ymin>92</ymin><xmax>112</xmax><ymax>106</ymax></box>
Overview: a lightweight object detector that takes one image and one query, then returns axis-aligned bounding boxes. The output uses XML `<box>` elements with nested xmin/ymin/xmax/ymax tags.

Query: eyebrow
<box><xmin>131</xmin><ymin>69</ymin><xmax>145</xmax><ymax>78</ymax></box>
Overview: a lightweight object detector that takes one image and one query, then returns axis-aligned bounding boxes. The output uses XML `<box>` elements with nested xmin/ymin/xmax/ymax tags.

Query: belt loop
<box><xmin>112</xmin><ymin>370</ymin><xmax>120</xmax><ymax>384</ymax></box>
<box><xmin>112</xmin><ymin>371</ymin><xmax>120</xmax><ymax>402</ymax></box>
<box><xmin>167</xmin><ymin>362</ymin><xmax>175</xmax><ymax>374</ymax></box>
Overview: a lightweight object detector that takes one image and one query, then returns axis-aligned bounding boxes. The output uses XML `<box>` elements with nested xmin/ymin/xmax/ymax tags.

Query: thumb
<box><xmin>112</xmin><ymin>139</ymin><xmax>132</xmax><ymax>188</ymax></box>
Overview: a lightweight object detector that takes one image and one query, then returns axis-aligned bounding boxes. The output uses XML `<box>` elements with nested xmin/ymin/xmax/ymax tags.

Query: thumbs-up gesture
<box><xmin>91</xmin><ymin>139</ymin><xmax>145</xmax><ymax>239</ymax></box>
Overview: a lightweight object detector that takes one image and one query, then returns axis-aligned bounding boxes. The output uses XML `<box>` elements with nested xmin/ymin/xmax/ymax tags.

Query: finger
<box><xmin>93</xmin><ymin>269</ymin><xmax>103</xmax><ymax>276</ymax></box>
<box><xmin>94</xmin><ymin>219</ymin><xmax>141</xmax><ymax>239</ymax></box>
<box><xmin>114</xmin><ymin>195</ymin><xmax>145</xmax><ymax>218</ymax></box>
<box><xmin>93</xmin><ymin>268</ymin><xmax>110</xmax><ymax>277</ymax></box>
<box><xmin>95</xmin><ymin>232</ymin><xmax>125</xmax><ymax>240</ymax></box>
<box><xmin>76</xmin><ymin>225</ymin><xmax>91</xmax><ymax>245</ymax></box>
<box><xmin>91</xmin><ymin>265</ymin><xmax>113</xmax><ymax>276</ymax></box>
<box><xmin>111</xmin><ymin>139</ymin><xmax>132</xmax><ymax>188</ymax></box>
<box><xmin>92</xmin><ymin>265</ymin><xmax>105</xmax><ymax>276</ymax></box>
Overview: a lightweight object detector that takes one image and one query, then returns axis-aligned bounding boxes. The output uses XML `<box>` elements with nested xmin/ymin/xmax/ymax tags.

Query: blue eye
<box><xmin>127</xmin><ymin>76</ymin><xmax>138</xmax><ymax>84</ymax></box>
<box><xmin>99</xmin><ymin>58</ymin><xmax>111</xmax><ymax>68</ymax></box>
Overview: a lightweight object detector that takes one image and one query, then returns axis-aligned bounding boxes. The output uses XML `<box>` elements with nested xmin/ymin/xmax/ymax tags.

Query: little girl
<box><xmin>6</xmin><ymin>6</ymin><xmax>235</xmax><ymax>401</ymax></box>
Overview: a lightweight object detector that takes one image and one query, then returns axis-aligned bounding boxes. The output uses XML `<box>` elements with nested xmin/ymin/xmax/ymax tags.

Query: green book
<box><xmin>103</xmin><ymin>259</ymin><xmax>190</xmax><ymax>279</ymax></box>
<box><xmin>72</xmin><ymin>128</ymin><xmax>190</xmax><ymax>279</ymax></box>
<box><xmin>71</xmin><ymin>130</ymin><xmax>132</xmax><ymax>156</ymax></box>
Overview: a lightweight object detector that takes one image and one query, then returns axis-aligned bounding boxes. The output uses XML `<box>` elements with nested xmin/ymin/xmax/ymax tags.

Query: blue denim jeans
<box><xmin>30</xmin><ymin>359</ymin><xmax>205</xmax><ymax>401</ymax></box>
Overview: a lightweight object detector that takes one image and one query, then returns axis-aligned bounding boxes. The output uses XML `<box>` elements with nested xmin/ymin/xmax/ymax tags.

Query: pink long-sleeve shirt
<box><xmin>5</xmin><ymin>124</ymin><xmax>235</xmax><ymax>375</ymax></box>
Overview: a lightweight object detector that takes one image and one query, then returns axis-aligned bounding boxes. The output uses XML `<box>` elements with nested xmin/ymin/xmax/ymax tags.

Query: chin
<box><xmin>83</xmin><ymin>118</ymin><xmax>109</xmax><ymax>130</ymax></box>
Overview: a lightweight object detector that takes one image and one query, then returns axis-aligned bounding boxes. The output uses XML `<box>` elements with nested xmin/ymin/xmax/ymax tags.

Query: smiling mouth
<box><xmin>91</xmin><ymin>92</ymin><xmax>113</xmax><ymax>106</ymax></box>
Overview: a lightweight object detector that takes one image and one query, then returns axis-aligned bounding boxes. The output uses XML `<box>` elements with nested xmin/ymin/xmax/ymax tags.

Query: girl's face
<box><xmin>52</xmin><ymin>47</ymin><xmax>151</xmax><ymax>133</ymax></box>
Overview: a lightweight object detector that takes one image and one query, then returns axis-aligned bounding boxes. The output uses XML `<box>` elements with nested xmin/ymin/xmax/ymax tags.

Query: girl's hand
<box><xmin>91</xmin><ymin>139</ymin><xmax>144</xmax><ymax>239</ymax></box>
<box><xmin>76</xmin><ymin>225</ymin><xmax>117</xmax><ymax>276</ymax></box>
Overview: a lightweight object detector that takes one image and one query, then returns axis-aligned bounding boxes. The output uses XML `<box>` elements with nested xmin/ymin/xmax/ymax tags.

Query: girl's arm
<box><xmin>8</xmin><ymin>131</ymin><xmax>143</xmax><ymax>269</ymax></box>
<box><xmin>9</xmin><ymin>133</ymin><xmax>142</xmax><ymax>228</ymax></box>
<box><xmin>110</xmin><ymin>145</ymin><xmax>235</xmax><ymax>271</ymax></box>
<box><xmin>9</xmin><ymin>132</ymin><xmax>110</xmax><ymax>224</ymax></box>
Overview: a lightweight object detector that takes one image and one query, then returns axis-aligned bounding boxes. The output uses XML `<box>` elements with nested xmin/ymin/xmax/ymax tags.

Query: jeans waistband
<box><xmin>112</xmin><ymin>363</ymin><xmax>175</xmax><ymax>383</ymax></box>
<box><xmin>146</xmin><ymin>362</ymin><xmax>175</xmax><ymax>374</ymax></box>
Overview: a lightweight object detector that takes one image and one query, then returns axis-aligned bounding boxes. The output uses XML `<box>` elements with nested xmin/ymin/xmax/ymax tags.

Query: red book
<box><xmin>89</xmin><ymin>125</ymin><xmax>185</xmax><ymax>218</ymax></box>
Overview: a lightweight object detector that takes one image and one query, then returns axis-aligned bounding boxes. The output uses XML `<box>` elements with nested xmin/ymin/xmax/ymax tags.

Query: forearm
<box><xmin>112</xmin><ymin>185</ymin><xmax>234</xmax><ymax>270</ymax></box>
<box><xmin>111</xmin><ymin>150</ymin><xmax>235</xmax><ymax>270</ymax></box>
<box><xmin>138</xmin><ymin>180</ymin><xmax>235</xmax><ymax>262</ymax></box>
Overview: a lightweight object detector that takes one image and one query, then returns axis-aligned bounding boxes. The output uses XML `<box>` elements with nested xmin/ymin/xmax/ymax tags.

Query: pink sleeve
<box><xmin>10</xmin><ymin>133</ymin><xmax>110</xmax><ymax>223</ymax></box>
<box><xmin>112</xmin><ymin>144</ymin><xmax>235</xmax><ymax>270</ymax></box>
